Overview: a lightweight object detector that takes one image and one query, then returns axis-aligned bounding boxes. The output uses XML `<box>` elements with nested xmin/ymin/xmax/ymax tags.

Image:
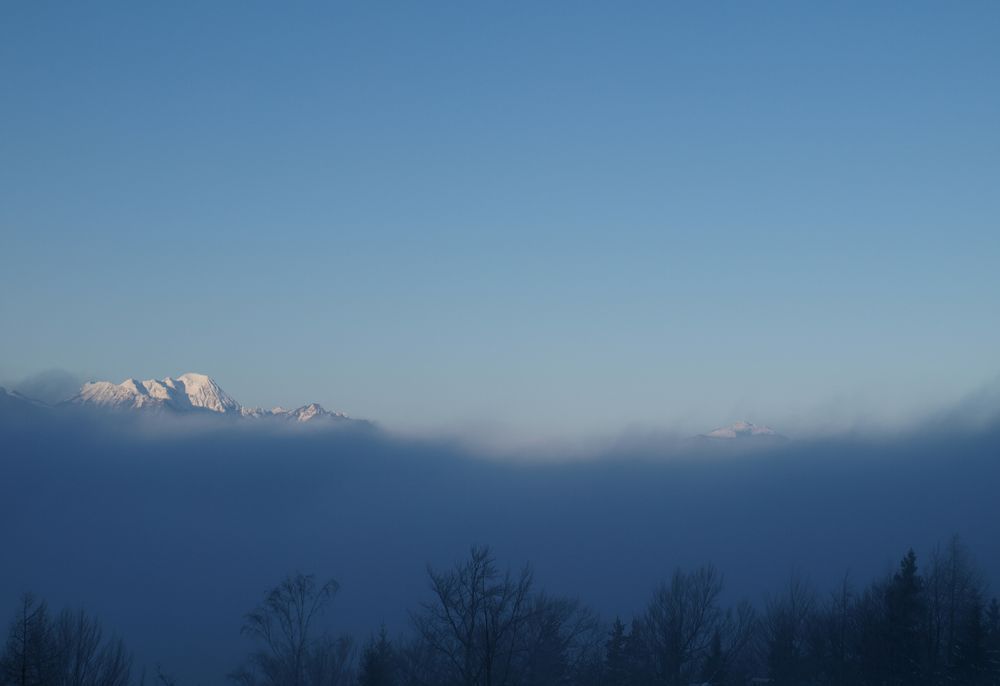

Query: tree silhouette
<box><xmin>884</xmin><ymin>550</ymin><xmax>925</xmax><ymax>686</ymax></box>
<box><xmin>411</xmin><ymin>546</ymin><xmax>534</xmax><ymax>686</ymax></box>
<box><xmin>358</xmin><ymin>627</ymin><xmax>396</xmax><ymax>686</ymax></box>
<box><xmin>232</xmin><ymin>573</ymin><xmax>345</xmax><ymax>686</ymax></box>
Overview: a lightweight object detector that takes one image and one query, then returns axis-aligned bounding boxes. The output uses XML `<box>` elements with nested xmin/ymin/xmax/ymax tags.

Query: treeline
<box><xmin>4</xmin><ymin>539</ymin><xmax>1000</xmax><ymax>686</ymax></box>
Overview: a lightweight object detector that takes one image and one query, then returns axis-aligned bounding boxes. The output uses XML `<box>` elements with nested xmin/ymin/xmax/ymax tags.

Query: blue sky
<box><xmin>2</xmin><ymin>2</ymin><xmax>998</xmax><ymax>438</ymax></box>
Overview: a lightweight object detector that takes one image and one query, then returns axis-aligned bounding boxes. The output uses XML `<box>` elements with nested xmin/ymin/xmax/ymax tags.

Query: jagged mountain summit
<box><xmin>685</xmin><ymin>421</ymin><xmax>788</xmax><ymax>453</ymax></box>
<box><xmin>241</xmin><ymin>402</ymin><xmax>350</xmax><ymax>423</ymax></box>
<box><xmin>279</xmin><ymin>403</ymin><xmax>350</xmax><ymax>423</ymax></box>
<box><xmin>74</xmin><ymin>373</ymin><xmax>241</xmax><ymax>414</ymax></box>
<box><xmin>68</xmin><ymin>373</ymin><xmax>353</xmax><ymax>424</ymax></box>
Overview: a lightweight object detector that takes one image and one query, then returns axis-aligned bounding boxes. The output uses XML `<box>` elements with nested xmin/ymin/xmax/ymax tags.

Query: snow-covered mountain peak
<box><xmin>120</xmin><ymin>378</ymin><xmax>143</xmax><ymax>393</ymax></box>
<box><xmin>703</xmin><ymin>421</ymin><xmax>781</xmax><ymax>439</ymax></box>
<box><xmin>77</xmin><ymin>379</ymin><xmax>161</xmax><ymax>409</ymax></box>
<box><xmin>68</xmin><ymin>373</ymin><xmax>354</xmax><ymax>425</ymax></box>
<box><xmin>171</xmin><ymin>372</ymin><xmax>241</xmax><ymax>413</ymax></box>
<box><xmin>285</xmin><ymin>403</ymin><xmax>349</xmax><ymax>423</ymax></box>
<box><xmin>73</xmin><ymin>373</ymin><xmax>239</xmax><ymax>414</ymax></box>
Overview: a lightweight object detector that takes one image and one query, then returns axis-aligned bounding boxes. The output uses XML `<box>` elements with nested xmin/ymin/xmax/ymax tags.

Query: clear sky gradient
<box><xmin>2</xmin><ymin>2</ymin><xmax>998</xmax><ymax>438</ymax></box>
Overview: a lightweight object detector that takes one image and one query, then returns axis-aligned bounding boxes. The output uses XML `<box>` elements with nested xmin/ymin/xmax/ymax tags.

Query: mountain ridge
<box><xmin>698</xmin><ymin>420</ymin><xmax>788</xmax><ymax>443</ymax></box>
<box><xmin>8</xmin><ymin>374</ymin><xmax>794</xmax><ymax>440</ymax></box>
<box><xmin>67</xmin><ymin>372</ymin><xmax>353</xmax><ymax>424</ymax></box>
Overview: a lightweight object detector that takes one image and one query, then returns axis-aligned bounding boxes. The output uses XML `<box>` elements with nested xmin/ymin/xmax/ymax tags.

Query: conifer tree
<box><xmin>951</xmin><ymin>594</ymin><xmax>989</xmax><ymax>685</ymax></box>
<box><xmin>358</xmin><ymin>626</ymin><xmax>396</xmax><ymax>686</ymax></box>
<box><xmin>603</xmin><ymin>618</ymin><xmax>629</xmax><ymax>686</ymax></box>
<box><xmin>986</xmin><ymin>598</ymin><xmax>1000</xmax><ymax>684</ymax></box>
<box><xmin>0</xmin><ymin>593</ymin><xmax>56</xmax><ymax>686</ymax></box>
<box><xmin>884</xmin><ymin>550</ymin><xmax>925</xmax><ymax>686</ymax></box>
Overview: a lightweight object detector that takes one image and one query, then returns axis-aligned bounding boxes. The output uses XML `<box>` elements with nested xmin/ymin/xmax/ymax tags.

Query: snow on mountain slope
<box><xmin>168</xmin><ymin>373</ymin><xmax>241</xmax><ymax>413</ymax></box>
<box><xmin>69</xmin><ymin>373</ymin><xmax>351</xmax><ymax>423</ymax></box>
<box><xmin>239</xmin><ymin>403</ymin><xmax>350</xmax><ymax>423</ymax></box>
<box><xmin>283</xmin><ymin>403</ymin><xmax>349</xmax><ymax>423</ymax></box>
<box><xmin>702</xmin><ymin>421</ymin><xmax>785</xmax><ymax>440</ymax></box>
<box><xmin>75</xmin><ymin>379</ymin><xmax>163</xmax><ymax>410</ymax></box>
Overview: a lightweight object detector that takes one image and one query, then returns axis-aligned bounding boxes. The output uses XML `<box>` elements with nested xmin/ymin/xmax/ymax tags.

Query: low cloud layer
<box><xmin>2</xmin><ymin>389</ymin><xmax>1000</xmax><ymax>684</ymax></box>
<box><xmin>7</xmin><ymin>367</ymin><xmax>82</xmax><ymax>405</ymax></box>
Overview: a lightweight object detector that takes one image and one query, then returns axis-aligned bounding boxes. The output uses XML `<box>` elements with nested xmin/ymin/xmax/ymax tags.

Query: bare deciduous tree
<box><xmin>761</xmin><ymin>575</ymin><xmax>816</xmax><ymax>686</ymax></box>
<box><xmin>516</xmin><ymin>594</ymin><xmax>601</xmax><ymax>686</ymax></box>
<box><xmin>411</xmin><ymin>546</ymin><xmax>534</xmax><ymax>686</ymax></box>
<box><xmin>0</xmin><ymin>595</ymin><xmax>132</xmax><ymax>686</ymax></box>
<box><xmin>926</xmin><ymin>536</ymin><xmax>988</xmax><ymax>680</ymax></box>
<box><xmin>635</xmin><ymin>564</ymin><xmax>755</xmax><ymax>686</ymax></box>
<box><xmin>54</xmin><ymin>608</ymin><xmax>132</xmax><ymax>686</ymax></box>
<box><xmin>233</xmin><ymin>573</ymin><xmax>344</xmax><ymax>686</ymax></box>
